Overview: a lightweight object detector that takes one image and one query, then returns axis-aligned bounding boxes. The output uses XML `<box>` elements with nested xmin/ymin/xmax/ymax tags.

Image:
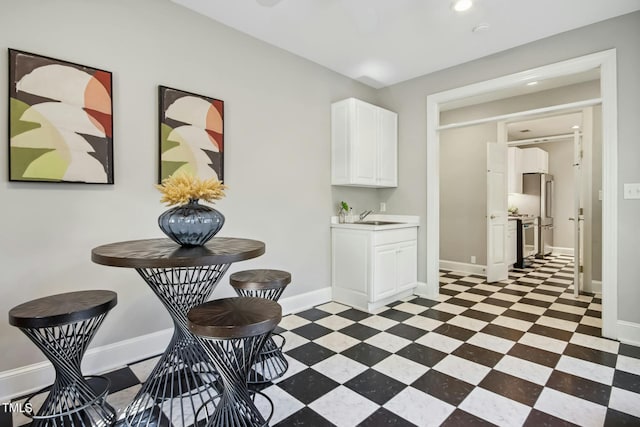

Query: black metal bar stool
<box><xmin>229</xmin><ymin>269</ymin><xmax>291</xmax><ymax>383</ymax></box>
<box><xmin>8</xmin><ymin>290</ymin><xmax>118</xmax><ymax>426</ymax></box>
<box><xmin>188</xmin><ymin>297</ymin><xmax>282</xmax><ymax>427</ymax></box>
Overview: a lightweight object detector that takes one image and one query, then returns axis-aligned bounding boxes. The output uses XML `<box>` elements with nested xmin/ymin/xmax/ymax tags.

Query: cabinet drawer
<box><xmin>373</xmin><ymin>228</ymin><xmax>417</xmax><ymax>246</ymax></box>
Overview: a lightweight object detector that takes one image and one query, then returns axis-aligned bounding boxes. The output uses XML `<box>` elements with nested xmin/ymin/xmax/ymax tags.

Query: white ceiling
<box><xmin>171</xmin><ymin>0</ymin><xmax>640</xmax><ymax>88</ymax></box>
<box><xmin>508</xmin><ymin>113</ymin><xmax>583</xmax><ymax>141</ymax></box>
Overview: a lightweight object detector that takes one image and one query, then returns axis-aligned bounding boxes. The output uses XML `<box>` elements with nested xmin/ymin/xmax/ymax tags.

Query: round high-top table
<box><xmin>91</xmin><ymin>237</ymin><xmax>265</xmax><ymax>427</ymax></box>
<box><xmin>9</xmin><ymin>290</ymin><xmax>118</xmax><ymax>426</ymax></box>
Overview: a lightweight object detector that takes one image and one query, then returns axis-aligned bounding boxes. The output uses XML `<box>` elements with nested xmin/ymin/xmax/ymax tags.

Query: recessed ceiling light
<box><xmin>453</xmin><ymin>0</ymin><xmax>473</xmax><ymax>12</ymax></box>
<box><xmin>526</xmin><ymin>81</ymin><xmax>539</xmax><ymax>86</ymax></box>
<box><xmin>572</xmin><ymin>125</ymin><xmax>580</xmax><ymax>129</ymax></box>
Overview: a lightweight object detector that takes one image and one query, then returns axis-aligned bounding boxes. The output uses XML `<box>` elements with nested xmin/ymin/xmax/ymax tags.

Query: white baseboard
<box><xmin>552</xmin><ymin>247</ymin><xmax>575</xmax><ymax>256</ymax></box>
<box><xmin>279</xmin><ymin>286</ymin><xmax>332</xmax><ymax>315</ymax></box>
<box><xmin>0</xmin><ymin>328</ymin><xmax>172</xmax><ymax>402</ymax></box>
<box><xmin>0</xmin><ymin>286</ymin><xmax>332</xmax><ymax>402</ymax></box>
<box><xmin>413</xmin><ymin>281</ymin><xmax>438</xmax><ymax>300</ymax></box>
<box><xmin>440</xmin><ymin>260</ymin><xmax>486</xmax><ymax>276</ymax></box>
<box><xmin>584</xmin><ymin>280</ymin><xmax>602</xmax><ymax>296</ymax></box>
<box><xmin>617</xmin><ymin>320</ymin><xmax>640</xmax><ymax>347</ymax></box>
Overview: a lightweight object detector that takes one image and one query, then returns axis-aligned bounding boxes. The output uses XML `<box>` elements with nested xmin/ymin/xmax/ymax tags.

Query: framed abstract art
<box><xmin>158</xmin><ymin>86</ymin><xmax>224</xmax><ymax>182</ymax></box>
<box><xmin>8</xmin><ymin>49</ymin><xmax>113</xmax><ymax>183</ymax></box>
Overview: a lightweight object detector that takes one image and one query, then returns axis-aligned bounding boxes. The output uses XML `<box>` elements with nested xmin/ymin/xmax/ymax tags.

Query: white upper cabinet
<box><xmin>331</xmin><ymin>98</ymin><xmax>398</xmax><ymax>187</ymax></box>
<box><xmin>508</xmin><ymin>147</ymin><xmax>522</xmax><ymax>194</ymax></box>
<box><xmin>520</xmin><ymin>147</ymin><xmax>549</xmax><ymax>174</ymax></box>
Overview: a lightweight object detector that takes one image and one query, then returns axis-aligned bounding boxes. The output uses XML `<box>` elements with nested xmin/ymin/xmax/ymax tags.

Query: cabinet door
<box><xmin>377</xmin><ymin>108</ymin><xmax>398</xmax><ymax>187</ymax></box>
<box><xmin>396</xmin><ymin>241</ymin><xmax>417</xmax><ymax>291</ymax></box>
<box><xmin>373</xmin><ymin>245</ymin><xmax>397</xmax><ymax>300</ymax></box>
<box><xmin>508</xmin><ymin>147</ymin><xmax>522</xmax><ymax>193</ymax></box>
<box><xmin>331</xmin><ymin>101</ymin><xmax>350</xmax><ymax>185</ymax></box>
<box><xmin>352</xmin><ymin>101</ymin><xmax>377</xmax><ymax>185</ymax></box>
<box><xmin>521</xmin><ymin>147</ymin><xmax>549</xmax><ymax>174</ymax></box>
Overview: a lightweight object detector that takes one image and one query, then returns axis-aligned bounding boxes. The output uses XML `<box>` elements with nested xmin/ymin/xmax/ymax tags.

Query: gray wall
<box><xmin>0</xmin><ymin>0</ymin><xmax>377</xmax><ymax>373</ymax></box>
<box><xmin>378</xmin><ymin>11</ymin><xmax>640</xmax><ymax>323</ymax></box>
<box><xmin>439</xmin><ymin>123</ymin><xmax>496</xmax><ymax>265</ymax></box>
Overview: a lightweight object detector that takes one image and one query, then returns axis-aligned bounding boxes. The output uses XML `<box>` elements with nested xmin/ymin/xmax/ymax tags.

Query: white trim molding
<box><xmin>585</xmin><ymin>280</ymin><xmax>603</xmax><ymax>296</ymax></box>
<box><xmin>0</xmin><ymin>328</ymin><xmax>173</xmax><ymax>402</ymax></box>
<box><xmin>440</xmin><ymin>260</ymin><xmax>487</xmax><ymax>276</ymax></box>
<box><xmin>413</xmin><ymin>281</ymin><xmax>438</xmax><ymax>300</ymax></box>
<box><xmin>551</xmin><ymin>247</ymin><xmax>575</xmax><ymax>256</ymax></box>
<box><xmin>617</xmin><ymin>321</ymin><xmax>640</xmax><ymax>347</ymax></box>
<box><xmin>279</xmin><ymin>287</ymin><xmax>332</xmax><ymax>315</ymax></box>
<box><xmin>426</xmin><ymin>49</ymin><xmax>618</xmax><ymax>340</ymax></box>
<box><xmin>0</xmin><ymin>286</ymin><xmax>333</xmax><ymax>402</ymax></box>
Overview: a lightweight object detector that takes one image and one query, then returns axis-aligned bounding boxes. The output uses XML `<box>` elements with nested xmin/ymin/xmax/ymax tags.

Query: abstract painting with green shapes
<box><xmin>9</xmin><ymin>49</ymin><xmax>113</xmax><ymax>183</ymax></box>
<box><xmin>158</xmin><ymin>86</ymin><xmax>224</xmax><ymax>183</ymax></box>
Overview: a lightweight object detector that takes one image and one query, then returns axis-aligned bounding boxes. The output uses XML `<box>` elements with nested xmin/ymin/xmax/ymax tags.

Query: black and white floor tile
<box><xmin>9</xmin><ymin>254</ymin><xmax>640</xmax><ymax>426</ymax></box>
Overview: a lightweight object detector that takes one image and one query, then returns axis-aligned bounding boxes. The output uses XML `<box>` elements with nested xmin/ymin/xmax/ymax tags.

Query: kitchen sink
<box><xmin>354</xmin><ymin>220</ymin><xmax>403</xmax><ymax>226</ymax></box>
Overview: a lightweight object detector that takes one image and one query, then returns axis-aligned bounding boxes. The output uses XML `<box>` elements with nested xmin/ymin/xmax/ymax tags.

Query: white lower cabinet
<box><xmin>332</xmin><ymin>226</ymin><xmax>418</xmax><ymax>312</ymax></box>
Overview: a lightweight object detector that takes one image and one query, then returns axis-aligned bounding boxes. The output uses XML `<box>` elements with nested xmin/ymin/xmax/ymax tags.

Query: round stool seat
<box><xmin>229</xmin><ymin>269</ymin><xmax>291</xmax><ymax>291</ymax></box>
<box><xmin>188</xmin><ymin>296</ymin><xmax>282</xmax><ymax>339</ymax></box>
<box><xmin>188</xmin><ymin>297</ymin><xmax>281</xmax><ymax>426</ymax></box>
<box><xmin>9</xmin><ymin>290</ymin><xmax>117</xmax><ymax>328</ymax></box>
<box><xmin>8</xmin><ymin>290</ymin><xmax>117</xmax><ymax>426</ymax></box>
<box><xmin>229</xmin><ymin>270</ymin><xmax>291</xmax><ymax>384</ymax></box>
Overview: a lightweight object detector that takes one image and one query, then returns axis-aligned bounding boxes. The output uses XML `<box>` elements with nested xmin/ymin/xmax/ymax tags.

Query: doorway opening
<box><xmin>425</xmin><ymin>50</ymin><xmax>618</xmax><ymax>339</ymax></box>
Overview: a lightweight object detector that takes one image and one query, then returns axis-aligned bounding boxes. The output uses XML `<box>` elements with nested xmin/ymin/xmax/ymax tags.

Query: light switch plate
<box><xmin>623</xmin><ymin>183</ymin><xmax>640</xmax><ymax>199</ymax></box>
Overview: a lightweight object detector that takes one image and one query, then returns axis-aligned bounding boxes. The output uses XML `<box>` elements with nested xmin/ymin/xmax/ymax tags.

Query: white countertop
<box><xmin>330</xmin><ymin>214</ymin><xmax>419</xmax><ymax>230</ymax></box>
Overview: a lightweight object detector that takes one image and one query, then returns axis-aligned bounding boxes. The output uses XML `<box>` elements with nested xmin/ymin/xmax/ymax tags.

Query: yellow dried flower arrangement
<box><xmin>156</xmin><ymin>172</ymin><xmax>227</xmax><ymax>206</ymax></box>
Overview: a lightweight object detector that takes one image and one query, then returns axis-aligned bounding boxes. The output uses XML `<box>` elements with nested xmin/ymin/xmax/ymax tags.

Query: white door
<box><xmin>486</xmin><ymin>141</ymin><xmax>509</xmax><ymax>283</ymax></box>
<box><xmin>572</xmin><ymin>130</ymin><xmax>582</xmax><ymax>297</ymax></box>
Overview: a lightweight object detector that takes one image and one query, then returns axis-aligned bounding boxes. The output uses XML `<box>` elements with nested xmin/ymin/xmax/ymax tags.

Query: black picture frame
<box><xmin>8</xmin><ymin>48</ymin><xmax>114</xmax><ymax>184</ymax></box>
<box><xmin>158</xmin><ymin>85</ymin><xmax>224</xmax><ymax>183</ymax></box>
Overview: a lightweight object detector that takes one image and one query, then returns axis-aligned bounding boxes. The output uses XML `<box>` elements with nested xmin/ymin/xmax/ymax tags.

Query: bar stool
<box><xmin>229</xmin><ymin>269</ymin><xmax>291</xmax><ymax>383</ymax></box>
<box><xmin>188</xmin><ymin>296</ymin><xmax>281</xmax><ymax>427</ymax></box>
<box><xmin>8</xmin><ymin>290</ymin><xmax>118</xmax><ymax>426</ymax></box>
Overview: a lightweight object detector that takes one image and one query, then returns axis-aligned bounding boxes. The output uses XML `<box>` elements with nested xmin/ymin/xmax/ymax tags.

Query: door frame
<box><xmin>425</xmin><ymin>49</ymin><xmax>618</xmax><ymax>339</ymax></box>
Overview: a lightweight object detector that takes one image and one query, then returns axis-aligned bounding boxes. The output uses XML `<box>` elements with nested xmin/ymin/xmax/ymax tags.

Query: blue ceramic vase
<box><xmin>158</xmin><ymin>199</ymin><xmax>225</xmax><ymax>247</ymax></box>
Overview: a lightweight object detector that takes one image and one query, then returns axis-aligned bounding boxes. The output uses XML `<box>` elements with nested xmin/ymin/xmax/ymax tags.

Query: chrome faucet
<box><xmin>359</xmin><ymin>210</ymin><xmax>373</xmax><ymax>221</ymax></box>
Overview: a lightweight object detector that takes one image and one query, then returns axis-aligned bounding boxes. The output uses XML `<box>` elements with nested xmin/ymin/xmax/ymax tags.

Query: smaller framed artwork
<box><xmin>159</xmin><ymin>86</ymin><xmax>224</xmax><ymax>182</ymax></box>
<box><xmin>8</xmin><ymin>49</ymin><xmax>114</xmax><ymax>183</ymax></box>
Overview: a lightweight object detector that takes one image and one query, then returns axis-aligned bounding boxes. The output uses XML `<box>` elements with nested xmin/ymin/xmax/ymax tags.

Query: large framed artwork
<box><xmin>159</xmin><ymin>86</ymin><xmax>224</xmax><ymax>182</ymax></box>
<box><xmin>8</xmin><ymin>49</ymin><xmax>113</xmax><ymax>183</ymax></box>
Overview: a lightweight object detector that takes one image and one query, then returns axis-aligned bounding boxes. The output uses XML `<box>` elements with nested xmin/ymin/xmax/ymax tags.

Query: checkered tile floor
<box><xmin>10</xmin><ymin>254</ymin><xmax>640</xmax><ymax>426</ymax></box>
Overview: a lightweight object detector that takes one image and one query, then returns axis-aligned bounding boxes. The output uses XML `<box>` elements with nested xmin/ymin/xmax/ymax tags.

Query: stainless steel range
<box><xmin>510</xmin><ymin>215</ymin><xmax>537</xmax><ymax>268</ymax></box>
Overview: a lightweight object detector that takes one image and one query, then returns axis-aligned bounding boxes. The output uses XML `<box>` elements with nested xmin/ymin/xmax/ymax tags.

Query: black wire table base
<box><xmin>18</xmin><ymin>314</ymin><xmax>117</xmax><ymax>427</ymax></box>
<box><xmin>119</xmin><ymin>265</ymin><xmax>230</xmax><ymax>427</ymax></box>
<box><xmin>198</xmin><ymin>334</ymin><xmax>274</xmax><ymax>427</ymax></box>
<box><xmin>234</xmin><ymin>287</ymin><xmax>289</xmax><ymax>383</ymax></box>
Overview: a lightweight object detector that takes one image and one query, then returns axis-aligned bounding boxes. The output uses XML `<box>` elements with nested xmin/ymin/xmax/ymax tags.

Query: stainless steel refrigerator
<box><xmin>522</xmin><ymin>173</ymin><xmax>554</xmax><ymax>257</ymax></box>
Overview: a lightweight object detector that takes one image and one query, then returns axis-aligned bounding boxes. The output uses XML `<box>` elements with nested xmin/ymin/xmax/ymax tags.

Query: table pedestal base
<box><xmin>120</xmin><ymin>265</ymin><xmax>229</xmax><ymax>427</ymax></box>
